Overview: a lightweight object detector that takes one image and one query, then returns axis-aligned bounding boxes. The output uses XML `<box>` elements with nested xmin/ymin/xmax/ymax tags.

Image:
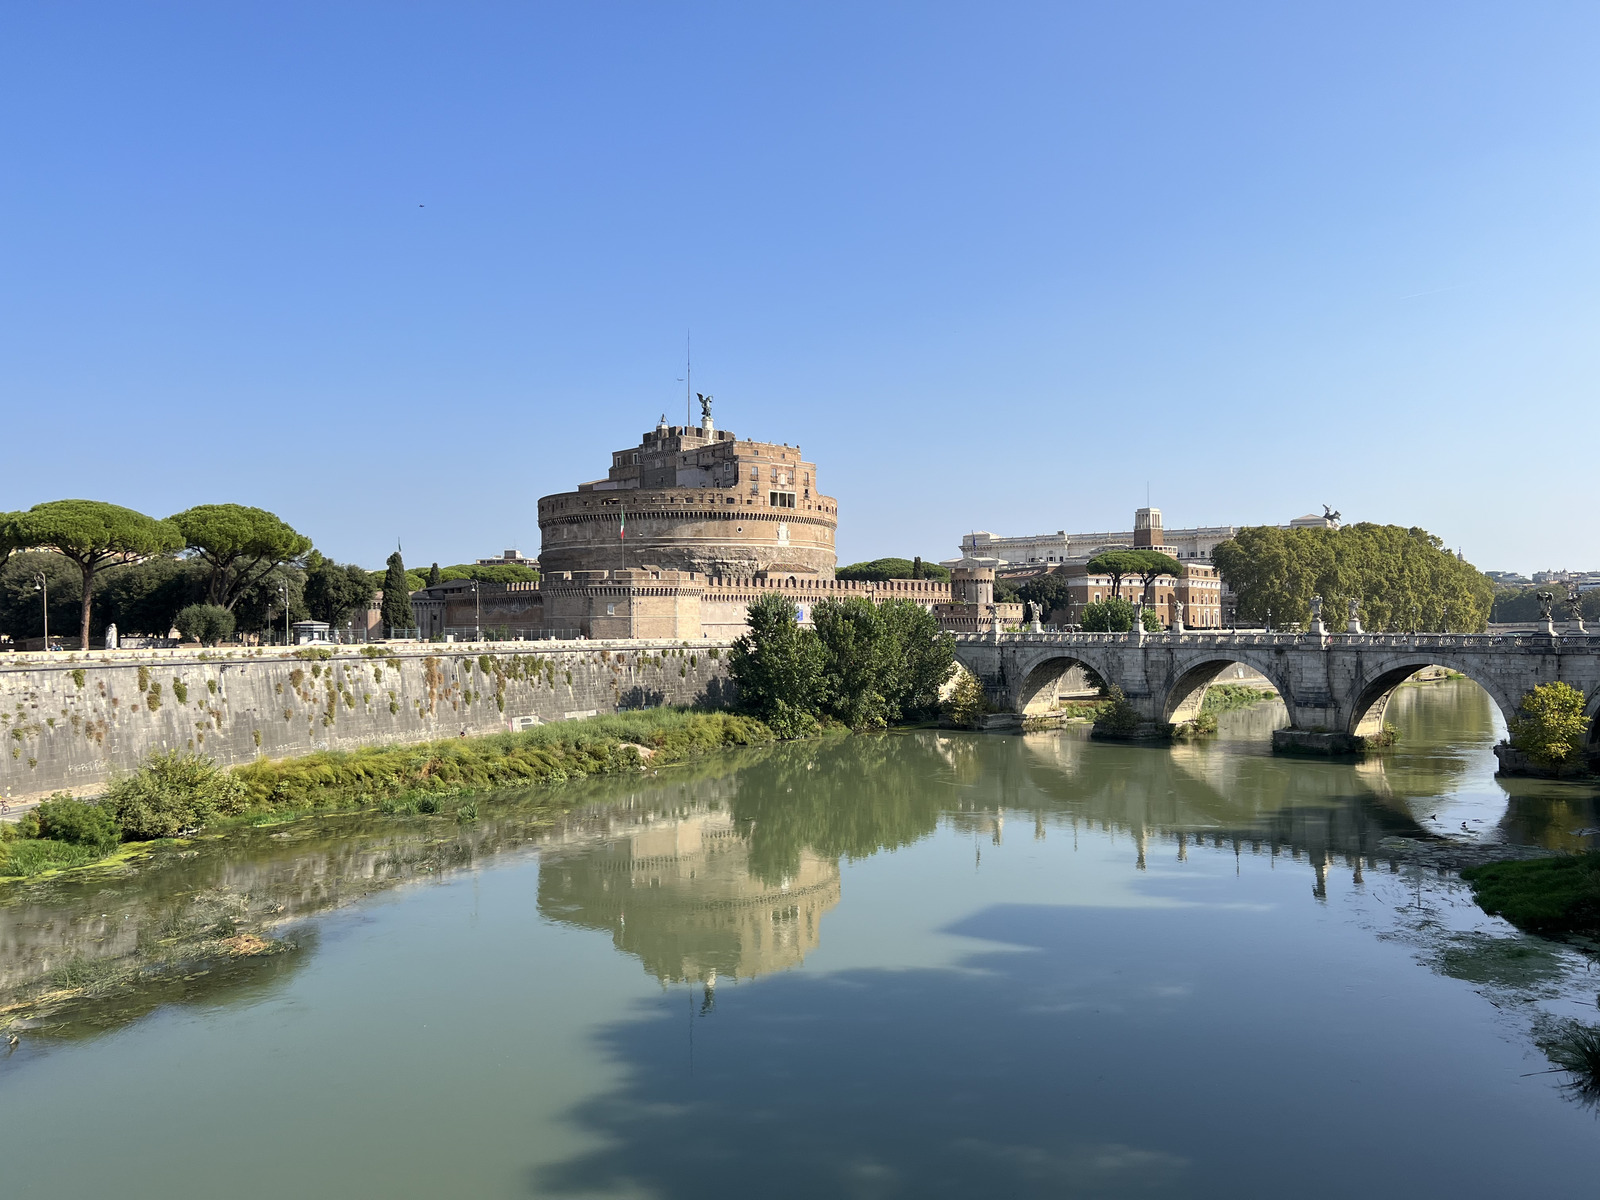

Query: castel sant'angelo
<box><xmin>537</xmin><ymin>406</ymin><xmax>838</xmax><ymax>579</ymax></box>
<box><xmin>410</xmin><ymin>402</ymin><xmax>1010</xmax><ymax>640</ymax></box>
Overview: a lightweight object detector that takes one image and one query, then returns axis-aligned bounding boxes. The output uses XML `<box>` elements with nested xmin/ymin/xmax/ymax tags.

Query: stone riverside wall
<box><xmin>0</xmin><ymin>641</ymin><xmax>734</xmax><ymax>803</ymax></box>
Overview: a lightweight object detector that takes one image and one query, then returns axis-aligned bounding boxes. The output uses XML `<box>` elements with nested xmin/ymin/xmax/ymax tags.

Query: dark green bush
<box><xmin>36</xmin><ymin>795</ymin><xmax>122</xmax><ymax>853</ymax></box>
<box><xmin>1096</xmin><ymin>686</ymin><xmax>1144</xmax><ymax>735</ymax></box>
<box><xmin>174</xmin><ymin>603</ymin><xmax>237</xmax><ymax>645</ymax></box>
<box><xmin>105</xmin><ymin>751</ymin><xmax>248</xmax><ymax>839</ymax></box>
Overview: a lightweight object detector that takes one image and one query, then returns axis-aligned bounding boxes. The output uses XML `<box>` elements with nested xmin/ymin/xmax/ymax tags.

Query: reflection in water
<box><xmin>538</xmin><ymin>809</ymin><xmax>840</xmax><ymax>984</ymax></box>
<box><xmin>5</xmin><ymin>679</ymin><xmax>1597</xmax><ymax>1038</ymax></box>
<box><xmin>5</xmin><ymin>679</ymin><xmax>1600</xmax><ymax>1199</ymax></box>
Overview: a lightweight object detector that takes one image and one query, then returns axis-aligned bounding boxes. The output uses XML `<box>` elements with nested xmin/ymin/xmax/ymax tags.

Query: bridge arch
<box><xmin>1159</xmin><ymin>656</ymin><xmax>1295</xmax><ymax>726</ymax></box>
<box><xmin>1013</xmin><ymin>653</ymin><xmax>1111</xmax><ymax>716</ymax></box>
<box><xmin>1345</xmin><ymin>656</ymin><xmax>1520</xmax><ymax>738</ymax></box>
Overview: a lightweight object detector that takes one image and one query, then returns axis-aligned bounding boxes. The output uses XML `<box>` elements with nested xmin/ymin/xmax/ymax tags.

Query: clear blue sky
<box><xmin>4</xmin><ymin>3</ymin><xmax>1596</xmax><ymax>574</ymax></box>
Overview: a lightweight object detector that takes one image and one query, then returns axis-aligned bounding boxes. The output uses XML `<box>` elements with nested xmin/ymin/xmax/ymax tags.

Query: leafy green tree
<box><xmin>727</xmin><ymin>592</ymin><xmax>825</xmax><ymax>738</ymax></box>
<box><xmin>381</xmin><ymin>551</ymin><xmax>414</xmax><ymax>635</ymax></box>
<box><xmin>303</xmin><ymin>551</ymin><xmax>378</xmax><ymax>626</ymax></box>
<box><xmin>1085</xmin><ymin>551</ymin><xmax>1145</xmax><ymax>603</ymax></box>
<box><xmin>993</xmin><ymin>577</ymin><xmax>1022</xmax><ymax>603</ymax></box>
<box><xmin>943</xmin><ymin>668</ymin><xmax>986</xmax><ymax>728</ymax></box>
<box><xmin>438</xmin><ymin>563</ymin><xmax>541</xmax><ymax>585</ymax></box>
<box><xmin>835</xmin><ymin>558</ymin><xmax>952</xmax><ymax>582</ymax></box>
<box><xmin>876</xmin><ymin>599</ymin><xmax>956</xmax><ymax>722</ymax></box>
<box><xmin>0</xmin><ymin>552</ymin><xmax>83</xmax><ymax>639</ymax></box>
<box><xmin>169</xmin><ymin>504</ymin><xmax>313</xmax><ymax>611</ymax></box>
<box><xmin>98</xmin><ymin>556</ymin><xmax>207</xmax><ymax>635</ymax></box>
<box><xmin>813</xmin><ymin>596</ymin><xmax>893</xmax><ymax>727</ymax></box>
<box><xmin>367</xmin><ymin>567</ymin><xmax>428</xmax><ymax>592</ymax></box>
<box><xmin>1132</xmin><ymin>550</ymin><xmax>1182</xmax><ymax>602</ymax></box>
<box><xmin>36</xmin><ymin>796</ymin><xmax>121</xmax><ymax>853</ymax></box>
<box><xmin>1080</xmin><ymin>597</ymin><xmax>1161</xmax><ymax>632</ymax></box>
<box><xmin>174</xmin><ymin>603</ymin><xmax>237</xmax><ymax>645</ymax></box>
<box><xmin>1509</xmin><ymin>682</ymin><xmax>1590</xmax><ymax>768</ymax></box>
<box><xmin>1212</xmin><ymin>523</ymin><xmax>1493</xmax><ymax>631</ymax></box>
<box><xmin>426</xmin><ymin>562</ymin><xmax>443</xmax><ymax>587</ymax></box>
<box><xmin>1018</xmin><ymin>571</ymin><xmax>1074</xmax><ymax>620</ymax></box>
<box><xmin>0</xmin><ymin>512</ymin><xmax>21</xmax><ymax>573</ymax></box>
<box><xmin>232</xmin><ymin>564</ymin><xmax>309</xmax><ymax>637</ymax></box>
<box><xmin>3</xmin><ymin>501</ymin><xmax>183</xmax><ymax>649</ymax></box>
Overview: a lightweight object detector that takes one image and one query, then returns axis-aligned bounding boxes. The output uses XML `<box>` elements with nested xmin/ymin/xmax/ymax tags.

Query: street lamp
<box><xmin>471</xmin><ymin>580</ymin><xmax>482</xmax><ymax>641</ymax></box>
<box><xmin>34</xmin><ymin>572</ymin><xmax>47</xmax><ymax>650</ymax></box>
<box><xmin>280</xmin><ymin>580</ymin><xmax>290</xmax><ymax>646</ymax></box>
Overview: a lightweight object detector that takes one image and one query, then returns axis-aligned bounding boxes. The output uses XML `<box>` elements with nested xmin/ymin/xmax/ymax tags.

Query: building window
<box><xmin>606</xmin><ymin>604</ymin><xmax>616</xmax><ymax>616</ymax></box>
<box><xmin>769</xmin><ymin>491</ymin><xmax>796</xmax><ymax>509</ymax></box>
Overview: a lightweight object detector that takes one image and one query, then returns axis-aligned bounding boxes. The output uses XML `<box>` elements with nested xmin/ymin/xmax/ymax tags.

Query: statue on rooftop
<box><xmin>698</xmin><ymin>392</ymin><xmax>713</xmax><ymax>421</ymax></box>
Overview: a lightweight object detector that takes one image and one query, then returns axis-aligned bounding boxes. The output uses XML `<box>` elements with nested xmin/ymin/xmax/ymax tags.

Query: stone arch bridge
<box><xmin>953</xmin><ymin>627</ymin><xmax>1600</xmax><ymax>754</ymax></box>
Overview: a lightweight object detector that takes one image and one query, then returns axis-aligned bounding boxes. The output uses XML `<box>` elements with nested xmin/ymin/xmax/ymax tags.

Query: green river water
<box><xmin>4</xmin><ymin>678</ymin><xmax>1600</xmax><ymax>1198</ymax></box>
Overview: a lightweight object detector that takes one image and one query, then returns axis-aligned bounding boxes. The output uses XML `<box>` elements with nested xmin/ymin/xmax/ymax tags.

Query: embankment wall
<box><xmin>0</xmin><ymin>641</ymin><xmax>734</xmax><ymax>802</ymax></box>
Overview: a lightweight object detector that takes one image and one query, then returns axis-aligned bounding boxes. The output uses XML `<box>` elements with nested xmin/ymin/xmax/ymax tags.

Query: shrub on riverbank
<box><xmin>729</xmin><ymin>592</ymin><xmax>955</xmax><ymax>732</ymax></box>
<box><xmin>0</xmin><ymin>710</ymin><xmax>773</xmax><ymax>881</ymax></box>
<box><xmin>106</xmin><ymin>751</ymin><xmax>248</xmax><ymax>839</ymax></box>
<box><xmin>1508</xmin><ymin>681</ymin><xmax>1589</xmax><ymax>769</ymax></box>
<box><xmin>36</xmin><ymin>795</ymin><xmax>122</xmax><ymax>853</ymax></box>
<box><xmin>232</xmin><ymin>708</ymin><xmax>773</xmax><ymax>811</ymax></box>
<box><xmin>0</xmin><ymin>794</ymin><xmax>123</xmax><ymax>877</ymax></box>
<box><xmin>1460</xmin><ymin>852</ymin><xmax>1600</xmax><ymax>937</ymax></box>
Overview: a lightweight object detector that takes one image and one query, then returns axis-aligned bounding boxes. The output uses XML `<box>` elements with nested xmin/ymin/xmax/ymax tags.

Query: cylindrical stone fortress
<box><xmin>538</xmin><ymin>415</ymin><xmax>838</xmax><ymax>578</ymax></box>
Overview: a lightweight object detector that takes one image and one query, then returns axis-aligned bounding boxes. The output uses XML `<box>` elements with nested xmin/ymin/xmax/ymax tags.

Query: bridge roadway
<box><xmin>952</xmin><ymin>625</ymin><xmax>1600</xmax><ymax>750</ymax></box>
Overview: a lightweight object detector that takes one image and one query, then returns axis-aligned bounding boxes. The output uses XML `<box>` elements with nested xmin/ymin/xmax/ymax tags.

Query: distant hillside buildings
<box><xmin>946</xmin><ymin>506</ymin><xmax>1344</xmax><ymax>626</ymax></box>
<box><xmin>949</xmin><ymin>507</ymin><xmax>1341</xmax><ymax>572</ymax></box>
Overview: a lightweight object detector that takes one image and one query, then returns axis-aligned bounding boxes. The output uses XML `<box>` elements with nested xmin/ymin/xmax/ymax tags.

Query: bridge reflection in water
<box><xmin>3</xmin><ymin>678</ymin><xmax>1594</xmax><ymax>1039</ymax></box>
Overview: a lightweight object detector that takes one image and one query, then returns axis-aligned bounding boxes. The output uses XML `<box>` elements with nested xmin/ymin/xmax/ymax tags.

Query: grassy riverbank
<box><xmin>0</xmin><ymin>709</ymin><xmax>775</xmax><ymax>881</ymax></box>
<box><xmin>1199</xmin><ymin>683</ymin><xmax>1278</xmax><ymax>714</ymax></box>
<box><xmin>1460</xmin><ymin>852</ymin><xmax>1600</xmax><ymax>938</ymax></box>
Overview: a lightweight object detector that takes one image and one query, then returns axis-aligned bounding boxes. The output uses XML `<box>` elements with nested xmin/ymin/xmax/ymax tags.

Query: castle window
<box><xmin>769</xmin><ymin>491</ymin><xmax>796</xmax><ymax>509</ymax></box>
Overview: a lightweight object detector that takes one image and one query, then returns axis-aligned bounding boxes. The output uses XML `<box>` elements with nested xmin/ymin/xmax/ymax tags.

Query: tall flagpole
<box><xmin>685</xmin><ymin>331</ymin><xmax>692</xmax><ymax>428</ymax></box>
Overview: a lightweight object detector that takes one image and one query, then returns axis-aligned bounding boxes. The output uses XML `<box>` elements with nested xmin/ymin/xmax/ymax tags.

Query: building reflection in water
<box><xmin>537</xmin><ymin>809</ymin><xmax>840</xmax><ymax>986</ymax></box>
<box><xmin>7</xmin><ymin>676</ymin><xmax>1594</xmax><ymax>1036</ymax></box>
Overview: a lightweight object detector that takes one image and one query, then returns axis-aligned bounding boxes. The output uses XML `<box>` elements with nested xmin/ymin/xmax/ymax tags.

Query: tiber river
<box><xmin>5</xmin><ymin>678</ymin><xmax>1600</xmax><ymax>1198</ymax></box>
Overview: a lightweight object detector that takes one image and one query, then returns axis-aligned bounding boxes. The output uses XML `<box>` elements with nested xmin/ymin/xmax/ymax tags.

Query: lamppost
<box><xmin>280</xmin><ymin>580</ymin><xmax>290</xmax><ymax>646</ymax></box>
<box><xmin>471</xmin><ymin>580</ymin><xmax>482</xmax><ymax>641</ymax></box>
<box><xmin>1265</xmin><ymin>607</ymin><xmax>1272</xmax><ymax>633</ymax></box>
<box><xmin>34</xmin><ymin>572</ymin><xmax>47</xmax><ymax>650</ymax></box>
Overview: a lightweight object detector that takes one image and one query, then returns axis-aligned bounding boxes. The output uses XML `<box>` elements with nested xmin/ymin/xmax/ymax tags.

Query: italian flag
<box><xmin>619</xmin><ymin>506</ymin><xmax>626</xmax><ymax>541</ymax></box>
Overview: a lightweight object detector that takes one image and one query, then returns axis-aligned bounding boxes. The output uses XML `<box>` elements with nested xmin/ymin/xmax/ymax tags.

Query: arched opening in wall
<box><xmin>1349</xmin><ymin>664</ymin><xmax>1508</xmax><ymax>743</ymax></box>
<box><xmin>1161</xmin><ymin>660</ymin><xmax>1286</xmax><ymax>734</ymax></box>
<box><xmin>1016</xmin><ymin>656</ymin><xmax>1107</xmax><ymax>717</ymax></box>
